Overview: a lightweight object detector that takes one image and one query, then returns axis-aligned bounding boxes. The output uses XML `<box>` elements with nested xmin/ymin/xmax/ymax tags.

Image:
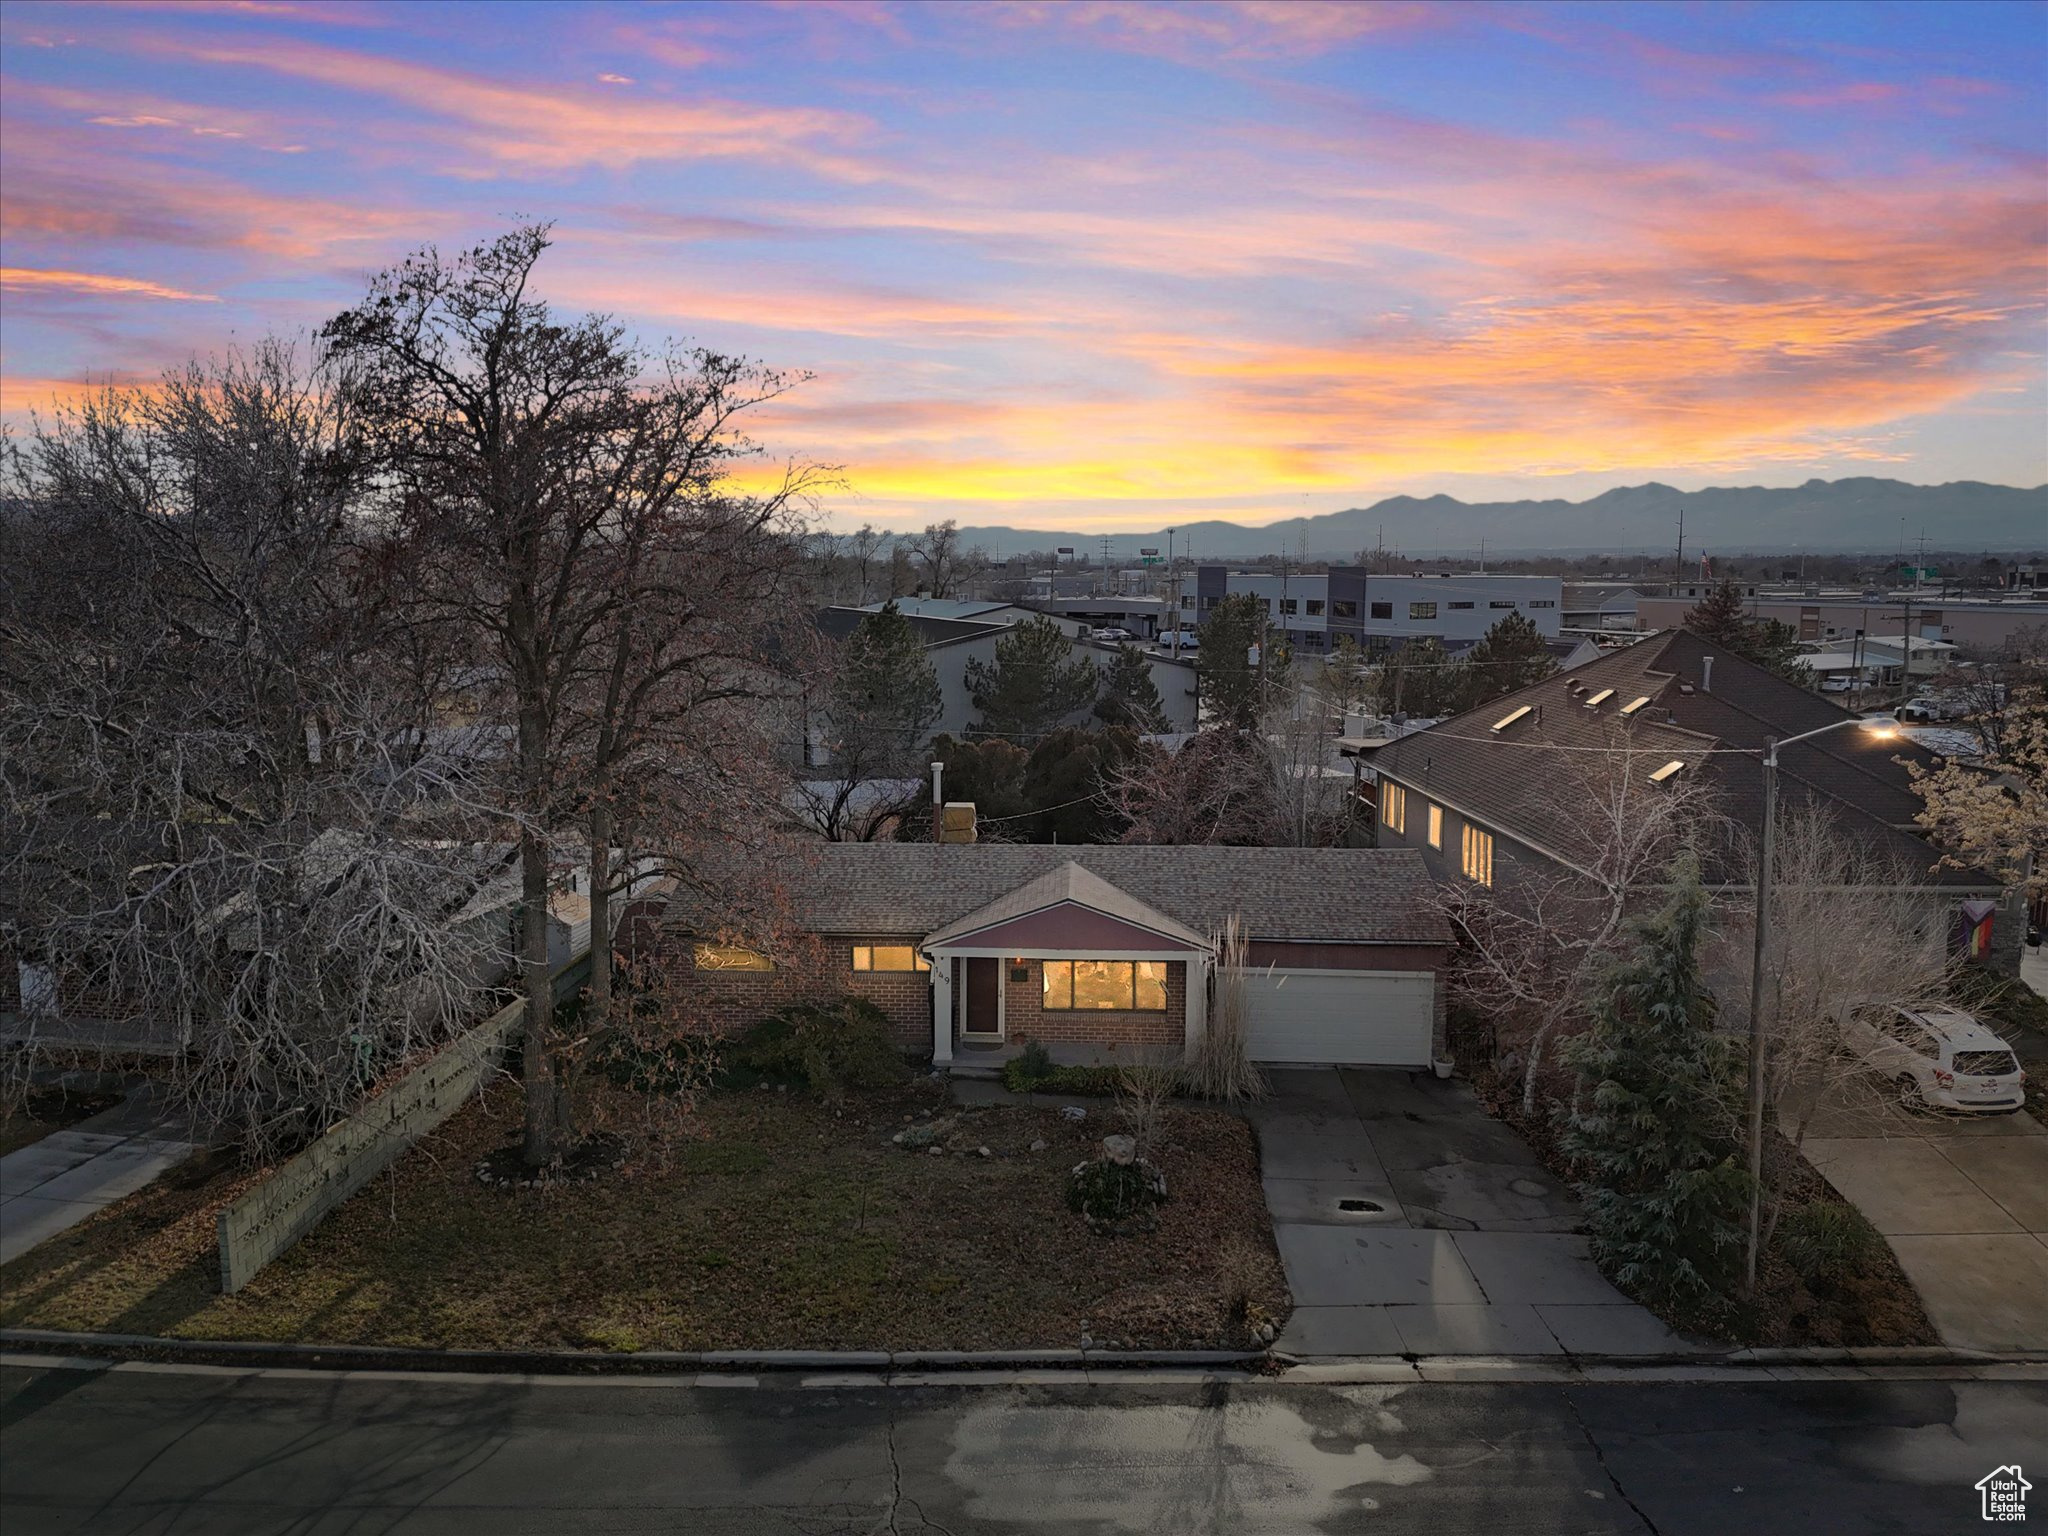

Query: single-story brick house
<box><xmin>655</xmin><ymin>844</ymin><xmax>1456</xmax><ymax>1069</ymax></box>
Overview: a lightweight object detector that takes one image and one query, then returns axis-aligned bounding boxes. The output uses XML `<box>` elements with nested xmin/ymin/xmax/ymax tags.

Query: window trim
<box><xmin>852</xmin><ymin>944</ymin><xmax>929</xmax><ymax>973</ymax></box>
<box><xmin>1380</xmin><ymin>779</ymin><xmax>1407</xmax><ymax>835</ymax></box>
<box><xmin>1461</xmin><ymin>824</ymin><xmax>1494</xmax><ymax>886</ymax></box>
<box><xmin>1041</xmin><ymin>958</ymin><xmax>1169</xmax><ymax>1012</ymax></box>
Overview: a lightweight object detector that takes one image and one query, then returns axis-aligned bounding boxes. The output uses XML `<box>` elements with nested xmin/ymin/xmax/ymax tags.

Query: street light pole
<box><xmin>1741</xmin><ymin>712</ymin><xmax>1896</xmax><ymax>1293</ymax></box>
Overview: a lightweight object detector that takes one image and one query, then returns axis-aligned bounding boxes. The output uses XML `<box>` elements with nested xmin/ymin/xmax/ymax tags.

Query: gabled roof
<box><xmin>1368</xmin><ymin>628</ymin><xmax>1994</xmax><ymax>890</ymax></box>
<box><xmin>922</xmin><ymin>860</ymin><xmax>1210</xmax><ymax>949</ymax></box>
<box><xmin>665</xmin><ymin>844</ymin><xmax>1453</xmax><ymax>946</ymax></box>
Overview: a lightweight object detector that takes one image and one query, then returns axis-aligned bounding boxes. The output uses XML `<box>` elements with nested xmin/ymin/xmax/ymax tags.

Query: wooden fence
<box><xmin>216</xmin><ymin>954</ymin><xmax>590</xmax><ymax>1294</ymax></box>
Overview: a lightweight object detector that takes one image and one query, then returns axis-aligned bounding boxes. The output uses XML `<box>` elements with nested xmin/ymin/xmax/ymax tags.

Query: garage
<box><xmin>1242</xmin><ymin>968</ymin><xmax>1435</xmax><ymax>1067</ymax></box>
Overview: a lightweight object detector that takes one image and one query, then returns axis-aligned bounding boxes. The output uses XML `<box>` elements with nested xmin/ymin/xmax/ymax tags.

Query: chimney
<box><xmin>938</xmin><ymin>802</ymin><xmax>979</xmax><ymax>845</ymax></box>
<box><xmin>930</xmin><ymin>760</ymin><xmax>944</xmax><ymax>844</ymax></box>
<box><xmin>1701</xmin><ymin>654</ymin><xmax>1714</xmax><ymax>693</ymax></box>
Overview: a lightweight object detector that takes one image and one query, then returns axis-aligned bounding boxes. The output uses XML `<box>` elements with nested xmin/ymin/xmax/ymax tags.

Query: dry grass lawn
<box><xmin>0</xmin><ymin>1079</ymin><xmax>1289</xmax><ymax>1353</ymax></box>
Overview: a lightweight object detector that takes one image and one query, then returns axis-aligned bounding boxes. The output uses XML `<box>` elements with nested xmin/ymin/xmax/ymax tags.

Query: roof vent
<box><xmin>1583</xmin><ymin>687</ymin><xmax>1615</xmax><ymax>709</ymax></box>
<box><xmin>1677</xmin><ymin>682</ymin><xmax>1695</xmax><ymax>694</ymax></box>
<box><xmin>1490</xmin><ymin>704</ymin><xmax>1533</xmax><ymax>733</ymax></box>
<box><xmin>1701</xmin><ymin>655</ymin><xmax>1715</xmax><ymax>693</ymax></box>
<box><xmin>1648</xmin><ymin>760</ymin><xmax>1688</xmax><ymax>784</ymax></box>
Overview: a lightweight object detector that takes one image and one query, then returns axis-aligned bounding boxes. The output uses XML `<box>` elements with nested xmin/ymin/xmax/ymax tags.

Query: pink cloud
<box><xmin>1</xmin><ymin>266</ymin><xmax>219</xmax><ymax>301</ymax></box>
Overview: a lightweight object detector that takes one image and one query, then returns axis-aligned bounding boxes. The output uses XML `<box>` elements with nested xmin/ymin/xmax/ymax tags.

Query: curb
<box><xmin>0</xmin><ymin>1328</ymin><xmax>1263</xmax><ymax>1376</ymax></box>
<box><xmin>7</xmin><ymin>1328</ymin><xmax>2045</xmax><ymax>1381</ymax></box>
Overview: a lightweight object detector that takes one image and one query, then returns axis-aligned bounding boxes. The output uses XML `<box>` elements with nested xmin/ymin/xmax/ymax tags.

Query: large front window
<box><xmin>694</xmin><ymin>943</ymin><xmax>773</xmax><ymax>972</ymax></box>
<box><xmin>1042</xmin><ymin>959</ymin><xmax>1169</xmax><ymax>1011</ymax></box>
<box><xmin>852</xmin><ymin>945</ymin><xmax>929</xmax><ymax>972</ymax></box>
<box><xmin>1461</xmin><ymin>825</ymin><xmax>1494</xmax><ymax>886</ymax></box>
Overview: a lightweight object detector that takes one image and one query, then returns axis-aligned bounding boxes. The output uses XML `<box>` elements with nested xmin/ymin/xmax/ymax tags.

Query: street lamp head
<box><xmin>1858</xmin><ymin>716</ymin><xmax>1898</xmax><ymax>740</ymax></box>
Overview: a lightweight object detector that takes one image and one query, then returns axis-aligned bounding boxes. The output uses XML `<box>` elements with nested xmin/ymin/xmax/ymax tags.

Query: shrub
<box><xmin>1214</xmin><ymin>1234</ymin><xmax>1266</xmax><ymax>1321</ymax></box>
<box><xmin>735</xmin><ymin>997</ymin><xmax>910</xmax><ymax>1099</ymax></box>
<box><xmin>999</xmin><ymin>1059</ymin><xmax>1126</xmax><ymax>1096</ymax></box>
<box><xmin>1066</xmin><ymin>1157</ymin><xmax>1165</xmax><ymax>1230</ymax></box>
<box><xmin>1116</xmin><ymin>1061</ymin><xmax>1180</xmax><ymax>1160</ymax></box>
<box><xmin>1011</xmin><ymin>1039</ymin><xmax>1053</xmax><ymax>1084</ymax></box>
<box><xmin>1777</xmin><ymin>1200</ymin><xmax>1882</xmax><ymax>1288</ymax></box>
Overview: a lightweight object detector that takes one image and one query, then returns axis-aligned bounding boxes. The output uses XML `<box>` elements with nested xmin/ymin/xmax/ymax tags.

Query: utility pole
<box><xmin>1168</xmin><ymin>526</ymin><xmax>1179</xmax><ymax>657</ymax></box>
<box><xmin>1674</xmin><ymin>503</ymin><xmax>1685</xmax><ymax>592</ymax></box>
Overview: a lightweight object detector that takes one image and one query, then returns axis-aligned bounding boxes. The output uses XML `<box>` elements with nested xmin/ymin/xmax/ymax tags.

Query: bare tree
<box><xmin>321</xmin><ymin>225</ymin><xmax>816</xmax><ymax>1168</ymax></box>
<box><xmin>1712</xmin><ymin>799</ymin><xmax>1959</xmax><ymax>1274</ymax></box>
<box><xmin>1438</xmin><ymin>732</ymin><xmax>1730</xmax><ymax>1113</ymax></box>
<box><xmin>1</xmin><ymin>347</ymin><xmax>508</xmax><ymax>1158</ymax></box>
<box><xmin>906</xmin><ymin>519</ymin><xmax>984</xmax><ymax>599</ymax></box>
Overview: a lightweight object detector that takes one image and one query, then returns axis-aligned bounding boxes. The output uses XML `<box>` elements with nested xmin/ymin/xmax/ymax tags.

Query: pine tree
<box><xmin>1558</xmin><ymin>855</ymin><xmax>1748</xmax><ymax>1309</ymax></box>
<box><xmin>1198</xmin><ymin>593</ymin><xmax>1266</xmax><ymax>730</ymax></box>
<box><xmin>829</xmin><ymin>601</ymin><xmax>942</xmax><ymax>769</ymax></box>
<box><xmin>1683</xmin><ymin>582</ymin><xmax>1815</xmax><ymax>687</ymax></box>
<box><xmin>1455</xmin><ymin>611</ymin><xmax>1557</xmax><ymax>711</ymax></box>
<box><xmin>1683</xmin><ymin>580</ymin><xmax>1751</xmax><ymax>650</ymax></box>
<box><xmin>1370</xmin><ymin>635</ymin><xmax>1466</xmax><ymax>717</ymax></box>
<box><xmin>1094</xmin><ymin>643</ymin><xmax>1170</xmax><ymax>733</ymax></box>
<box><xmin>964</xmin><ymin>615</ymin><xmax>1098</xmax><ymax>742</ymax></box>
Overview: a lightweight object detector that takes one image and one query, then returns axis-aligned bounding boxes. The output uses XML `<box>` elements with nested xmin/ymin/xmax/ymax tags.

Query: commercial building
<box><xmin>1193</xmin><ymin>567</ymin><xmax>1563</xmax><ymax>654</ymax></box>
<box><xmin>1634</xmin><ymin>590</ymin><xmax>2048</xmax><ymax>655</ymax></box>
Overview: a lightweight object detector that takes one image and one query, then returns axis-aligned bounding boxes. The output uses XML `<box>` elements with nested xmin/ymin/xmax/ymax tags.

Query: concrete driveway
<box><xmin>1252</xmin><ymin>1068</ymin><xmax>1695</xmax><ymax>1357</ymax></box>
<box><xmin>1801</xmin><ymin>1089</ymin><xmax>2048</xmax><ymax>1353</ymax></box>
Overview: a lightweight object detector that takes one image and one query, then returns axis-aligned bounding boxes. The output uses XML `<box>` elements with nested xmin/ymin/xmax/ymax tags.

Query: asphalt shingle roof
<box><xmin>1368</xmin><ymin>628</ymin><xmax>1993</xmax><ymax>890</ymax></box>
<box><xmin>665</xmin><ymin>844</ymin><xmax>1452</xmax><ymax>946</ymax></box>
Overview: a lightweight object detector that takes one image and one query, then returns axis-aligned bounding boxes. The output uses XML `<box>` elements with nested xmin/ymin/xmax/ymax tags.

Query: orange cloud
<box><xmin>1</xmin><ymin>266</ymin><xmax>218</xmax><ymax>301</ymax></box>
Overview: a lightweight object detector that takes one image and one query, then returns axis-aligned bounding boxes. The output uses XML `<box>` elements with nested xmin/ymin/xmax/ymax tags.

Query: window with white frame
<box><xmin>1426</xmin><ymin>803</ymin><xmax>1443</xmax><ymax>849</ymax></box>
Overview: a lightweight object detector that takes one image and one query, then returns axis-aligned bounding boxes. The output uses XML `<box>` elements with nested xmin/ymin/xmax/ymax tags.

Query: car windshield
<box><xmin>1950</xmin><ymin>1050</ymin><xmax>2018</xmax><ymax>1076</ymax></box>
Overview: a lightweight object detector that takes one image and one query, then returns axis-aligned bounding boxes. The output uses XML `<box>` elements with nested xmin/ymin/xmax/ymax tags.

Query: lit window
<box><xmin>1379</xmin><ymin>780</ymin><xmax>1407</xmax><ymax>835</ymax></box>
<box><xmin>1426</xmin><ymin>804</ymin><xmax>1443</xmax><ymax>849</ymax></box>
<box><xmin>694</xmin><ymin>943</ymin><xmax>773</xmax><ymax>972</ymax></box>
<box><xmin>1042</xmin><ymin>960</ymin><xmax>1168</xmax><ymax>1011</ymax></box>
<box><xmin>1409</xmin><ymin>601</ymin><xmax>1437</xmax><ymax>620</ymax></box>
<box><xmin>852</xmin><ymin>945</ymin><xmax>929</xmax><ymax>973</ymax></box>
<box><xmin>1461</xmin><ymin>825</ymin><xmax>1494</xmax><ymax>886</ymax></box>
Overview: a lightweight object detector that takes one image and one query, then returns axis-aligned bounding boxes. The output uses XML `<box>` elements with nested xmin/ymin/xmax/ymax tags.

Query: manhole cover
<box><xmin>1336</xmin><ymin>1197</ymin><xmax>1385</xmax><ymax>1214</ymax></box>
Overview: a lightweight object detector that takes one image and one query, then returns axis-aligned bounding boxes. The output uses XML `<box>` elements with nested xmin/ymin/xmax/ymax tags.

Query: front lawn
<box><xmin>0</xmin><ymin>1078</ymin><xmax>1288</xmax><ymax>1353</ymax></box>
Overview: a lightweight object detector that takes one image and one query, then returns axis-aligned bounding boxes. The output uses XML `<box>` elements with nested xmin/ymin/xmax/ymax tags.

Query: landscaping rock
<box><xmin>1029</xmin><ymin>1138</ymin><xmax>1049</xmax><ymax>1153</ymax></box>
<box><xmin>893</xmin><ymin>1116</ymin><xmax>953</xmax><ymax>1149</ymax></box>
<box><xmin>1102</xmin><ymin>1134</ymin><xmax>1137</xmax><ymax>1166</ymax></box>
<box><xmin>1060</xmin><ymin>1105</ymin><xmax>1087</xmax><ymax>1122</ymax></box>
<box><xmin>978</xmin><ymin>1145</ymin><xmax>991</xmax><ymax>1158</ymax></box>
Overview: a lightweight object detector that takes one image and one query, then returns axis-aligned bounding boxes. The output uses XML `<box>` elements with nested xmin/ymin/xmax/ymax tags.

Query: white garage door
<box><xmin>1242</xmin><ymin>969</ymin><xmax>1435</xmax><ymax>1067</ymax></box>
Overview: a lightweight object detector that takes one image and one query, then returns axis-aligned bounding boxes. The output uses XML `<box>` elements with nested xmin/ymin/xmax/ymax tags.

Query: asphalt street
<box><xmin>2</xmin><ymin>1361</ymin><xmax>2041</xmax><ymax>1534</ymax></box>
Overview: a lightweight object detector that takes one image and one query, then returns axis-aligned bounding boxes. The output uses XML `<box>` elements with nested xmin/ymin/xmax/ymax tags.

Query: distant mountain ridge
<box><xmin>928</xmin><ymin>479</ymin><xmax>2047</xmax><ymax>561</ymax></box>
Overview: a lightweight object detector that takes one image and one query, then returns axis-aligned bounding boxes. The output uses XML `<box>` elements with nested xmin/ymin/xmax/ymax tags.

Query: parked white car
<box><xmin>1839</xmin><ymin>1003</ymin><xmax>2026</xmax><ymax>1114</ymax></box>
<box><xmin>1093</xmin><ymin>627</ymin><xmax>1134</xmax><ymax>642</ymax></box>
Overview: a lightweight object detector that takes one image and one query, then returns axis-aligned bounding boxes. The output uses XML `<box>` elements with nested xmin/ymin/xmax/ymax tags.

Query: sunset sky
<box><xmin>2</xmin><ymin>0</ymin><xmax>2044</xmax><ymax>533</ymax></box>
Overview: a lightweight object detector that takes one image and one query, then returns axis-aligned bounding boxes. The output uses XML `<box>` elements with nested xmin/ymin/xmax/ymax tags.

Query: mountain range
<box><xmin>934</xmin><ymin>479</ymin><xmax>2047</xmax><ymax>561</ymax></box>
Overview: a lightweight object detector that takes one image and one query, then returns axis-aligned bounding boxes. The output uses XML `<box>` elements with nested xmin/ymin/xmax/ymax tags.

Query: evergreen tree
<box><xmin>1198</xmin><ymin>592</ymin><xmax>1266</xmax><ymax>730</ymax></box>
<box><xmin>1093</xmin><ymin>643</ymin><xmax>1171</xmax><ymax>733</ymax></box>
<box><xmin>1558</xmin><ymin>856</ymin><xmax>1748</xmax><ymax>1309</ymax></box>
<box><xmin>964</xmin><ymin>615</ymin><xmax>1097</xmax><ymax>742</ymax></box>
<box><xmin>1370</xmin><ymin>635</ymin><xmax>1466</xmax><ymax>717</ymax></box>
<box><xmin>828</xmin><ymin>601</ymin><xmax>942</xmax><ymax>769</ymax></box>
<box><xmin>1455</xmin><ymin>611</ymin><xmax>1557</xmax><ymax>711</ymax></box>
<box><xmin>920</xmin><ymin>735</ymin><xmax>1030</xmax><ymax>831</ymax></box>
<box><xmin>1683</xmin><ymin>582</ymin><xmax>1815</xmax><ymax>687</ymax></box>
<box><xmin>1020</xmin><ymin>726</ymin><xmax>1136</xmax><ymax>842</ymax></box>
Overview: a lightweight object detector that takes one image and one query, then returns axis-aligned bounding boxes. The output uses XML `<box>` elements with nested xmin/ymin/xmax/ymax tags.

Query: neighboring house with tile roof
<box><xmin>654</xmin><ymin>843</ymin><xmax>1455</xmax><ymax>1070</ymax></box>
<box><xmin>1359</xmin><ymin>628</ymin><xmax>2020</xmax><ymax>970</ymax></box>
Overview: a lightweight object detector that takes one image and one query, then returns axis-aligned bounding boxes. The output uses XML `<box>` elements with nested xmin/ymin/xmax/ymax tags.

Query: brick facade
<box><xmin>654</xmin><ymin>932</ymin><xmax>934</xmax><ymax>1050</ymax></box>
<box><xmin>995</xmin><ymin>958</ymin><xmax>1187</xmax><ymax>1049</ymax></box>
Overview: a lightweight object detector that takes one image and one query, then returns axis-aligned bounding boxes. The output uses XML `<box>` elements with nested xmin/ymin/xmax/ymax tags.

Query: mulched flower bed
<box><xmin>1470</xmin><ymin>1064</ymin><xmax>1936</xmax><ymax>1348</ymax></box>
<box><xmin>0</xmin><ymin>1079</ymin><xmax>1290</xmax><ymax>1353</ymax></box>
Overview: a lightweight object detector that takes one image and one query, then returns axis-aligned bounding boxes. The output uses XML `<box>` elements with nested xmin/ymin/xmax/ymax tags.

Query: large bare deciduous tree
<box><xmin>321</xmin><ymin>225</ymin><xmax>818</xmax><ymax>1167</ymax></box>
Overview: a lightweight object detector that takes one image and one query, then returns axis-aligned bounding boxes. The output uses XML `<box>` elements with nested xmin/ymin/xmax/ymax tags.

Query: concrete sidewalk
<box><xmin>1254</xmin><ymin>1068</ymin><xmax>1696</xmax><ymax>1358</ymax></box>
<box><xmin>0</xmin><ymin>1091</ymin><xmax>198</xmax><ymax>1265</ymax></box>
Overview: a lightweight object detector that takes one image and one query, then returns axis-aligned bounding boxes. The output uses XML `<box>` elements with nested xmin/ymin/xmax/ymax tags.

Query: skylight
<box><xmin>1648</xmin><ymin>759</ymin><xmax>1687</xmax><ymax>783</ymax></box>
<box><xmin>1619</xmin><ymin>695</ymin><xmax>1652</xmax><ymax>716</ymax></box>
<box><xmin>1582</xmin><ymin>688</ymin><xmax>1615</xmax><ymax>708</ymax></box>
<box><xmin>1490</xmin><ymin>704</ymin><xmax>1532</xmax><ymax>733</ymax></box>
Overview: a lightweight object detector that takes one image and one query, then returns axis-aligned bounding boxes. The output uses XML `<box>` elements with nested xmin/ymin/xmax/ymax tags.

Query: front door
<box><xmin>963</xmin><ymin>956</ymin><xmax>1002</xmax><ymax>1039</ymax></box>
